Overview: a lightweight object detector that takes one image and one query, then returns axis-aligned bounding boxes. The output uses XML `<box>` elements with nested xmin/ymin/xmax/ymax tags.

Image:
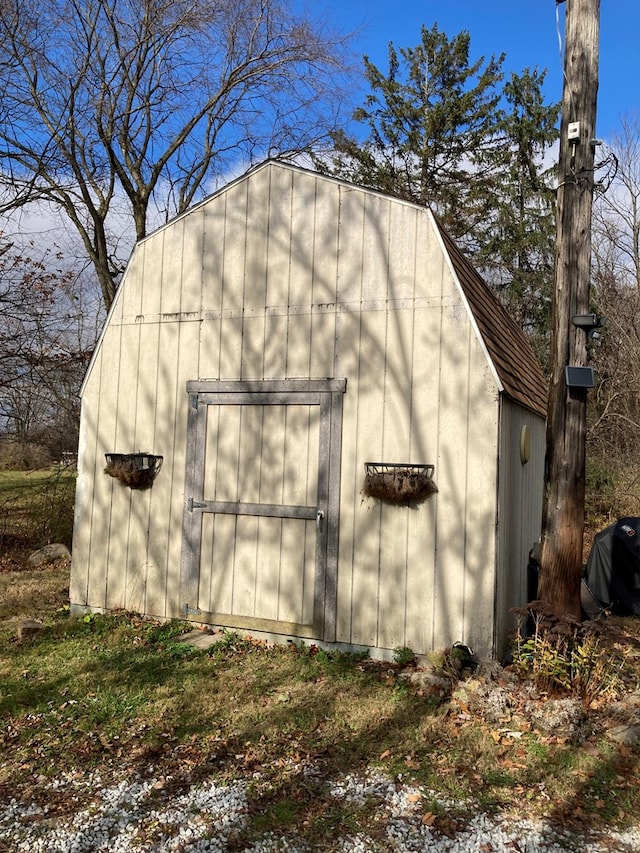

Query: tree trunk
<box><xmin>539</xmin><ymin>0</ymin><xmax>600</xmax><ymax>620</ymax></box>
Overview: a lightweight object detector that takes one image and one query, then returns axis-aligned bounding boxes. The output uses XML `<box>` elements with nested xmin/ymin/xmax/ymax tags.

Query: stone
<box><xmin>530</xmin><ymin>697</ymin><xmax>586</xmax><ymax>737</ymax></box>
<box><xmin>601</xmin><ymin>697</ymin><xmax>640</xmax><ymax>726</ymax></box>
<box><xmin>480</xmin><ymin>686</ymin><xmax>513</xmax><ymax>723</ymax></box>
<box><xmin>403</xmin><ymin>670</ymin><xmax>451</xmax><ymax>692</ymax></box>
<box><xmin>622</xmin><ymin>690</ymin><xmax>640</xmax><ymax>709</ymax></box>
<box><xmin>178</xmin><ymin>629</ymin><xmax>219</xmax><ymax>650</ymax></box>
<box><xmin>27</xmin><ymin>544</ymin><xmax>71</xmax><ymax>567</ymax></box>
<box><xmin>17</xmin><ymin>620</ymin><xmax>44</xmax><ymax>641</ymax></box>
<box><xmin>476</xmin><ymin>660</ymin><xmax>508</xmax><ymax>682</ymax></box>
<box><xmin>606</xmin><ymin>724</ymin><xmax>640</xmax><ymax>746</ymax></box>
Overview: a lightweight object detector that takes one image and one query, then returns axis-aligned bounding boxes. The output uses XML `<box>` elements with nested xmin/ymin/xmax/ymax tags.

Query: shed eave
<box><xmin>78</xmin><ymin>263</ymin><xmax>129</xmax><ymax>397</ymax></box>
<box><xmin>428</xmin><ymin>209</ymin><xmax>505</xmax><ymax>398</ymax></box>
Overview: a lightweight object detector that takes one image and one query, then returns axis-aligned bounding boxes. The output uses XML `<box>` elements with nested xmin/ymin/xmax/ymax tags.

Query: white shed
<box><xmin>70</xmin><ymin>161</ymin><xmax>547</xmax><ymax>660</ymax></box>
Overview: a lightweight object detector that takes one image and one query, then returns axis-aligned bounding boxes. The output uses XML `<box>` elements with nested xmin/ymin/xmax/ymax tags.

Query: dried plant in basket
<box><xmin>362</xmin><ymin>463</ymin><xmax>438</xmax><ymax>506</ymax></box>
<box><xmin>104</xmin><ymin>453</ymin><xmax>163</xmax><ymax>490</ymax></box>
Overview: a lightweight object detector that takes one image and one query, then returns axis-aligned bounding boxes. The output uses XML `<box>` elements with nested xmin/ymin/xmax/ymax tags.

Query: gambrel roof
<box><xmin>436</xmin><ymin>224</ymin><xmax>548</xmax><ymax>418</ymax></box>
<box><xmin>279</xmin><ymin>162</ymin><xmax>548</xmax><ymax>419</ymax></box>
<box><xmin>86</xmin><ymin>160</ymin><xmax>548</xmax><ymax>420</ymax></box>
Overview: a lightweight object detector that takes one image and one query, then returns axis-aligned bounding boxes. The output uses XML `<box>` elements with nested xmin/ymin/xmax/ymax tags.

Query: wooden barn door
<box><xmin>180</xmin><ymin>380</ymin><xmax>345</xmax><ymax>641</ymax></box>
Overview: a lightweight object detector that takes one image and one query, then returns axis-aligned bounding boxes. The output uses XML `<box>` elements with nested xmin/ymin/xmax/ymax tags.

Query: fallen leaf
<box><xmin>379</xmin><ymin>749</ymin><xmax>391</xmax><ymax>760</ymax></box>
<box><xmin>422</xmin><ymin>812</ymin><xmax>436</xmax><ymax>826</ymax></box>
<box><xmin>98</xmin><ymin>733</ymin><xmax>112</xmax><ymax>751</ymax></box>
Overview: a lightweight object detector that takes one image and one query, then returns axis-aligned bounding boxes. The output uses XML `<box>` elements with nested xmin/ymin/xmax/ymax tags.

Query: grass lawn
<box><xmin>0</xmin><ymin>466</ymin><xmax>76</xmax><ymax>562</ymax></box>
<box><xmin>2</xmin><ymin>556</ymin><xmax>640</xmax><ymax>848</ymax></box>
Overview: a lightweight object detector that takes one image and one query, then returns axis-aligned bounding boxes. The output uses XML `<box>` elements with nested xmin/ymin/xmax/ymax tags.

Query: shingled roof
<box><xmin>436</xmin><ymin>223</ymin><xmax>548</xmax><ymax>419</ymax></box>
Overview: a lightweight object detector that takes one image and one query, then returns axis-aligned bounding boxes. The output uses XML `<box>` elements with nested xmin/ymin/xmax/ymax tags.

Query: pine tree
<box><xmin>316</xmin><ymin>28</ymin><xmax>559</xmax><ymax>357</ymax></box>
<box><xmin>315</xmin><ymin>25</ymin><xmax>505</xmax><ymax>246</ymax></box>
<box><xmin>475</xmin><ymin>69</ymin><xmax>560</xmax><ymax>367</ymax></box>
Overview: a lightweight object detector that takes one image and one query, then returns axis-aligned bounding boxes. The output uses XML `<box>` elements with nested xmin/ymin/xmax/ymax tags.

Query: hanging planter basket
<box><xmin>104</xmin><ymin>452</ymin><xmax>163</xmax><ymax>490</ymax></box>
<box><xmin>363</xmin><ymin>462</ymin><xmax>437</xmax><ymax>506</ymax></box>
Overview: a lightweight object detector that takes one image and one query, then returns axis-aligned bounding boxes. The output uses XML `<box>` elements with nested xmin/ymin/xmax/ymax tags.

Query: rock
<box><xmin>178</xmin><ymin>629</ymin><xmax>219</xmax><ymax>650</ymax></box>
<box><xmin>451</xmin><ymin>686</ymin><xmax>470</xmax><ymax>704</ymax></box>
<box><xmin>450</xmin><ymin>678</ymin><xmax>513</xmax><ymax>723</ymax></box>
<box><xmin>17</xmin><ymin>620</ymin><xmax>44</xmax><ymax>641</ymax></box>
<box><xmin>476</xmin><ymin>660</ymin><xmax>508</xmax><ymax>682</ymax></box>
<box><xmin>404</xmin><ymin>670</ymin><xmax>451</xmax><ymax>693</ymax></box>
<box><xmin>606</xmin><ymin>724</ymin><xmax>640</xmax><ymax>745</ymax></box>
<box><xmin>621</xmin><ymin>690</ymin><xmax>640</xmax><ymax>709</ymax></box>
<box><xmin>530</xmin><ymin>697</ymin><xmax>586</xmax><ymax>738</ymax></box>
<box><xmin>601</xmin><ymin>697</ymin><xmax>640</xmax><ymax>726</ymax></box>
<box><xmin>27</xmin><ymin>544</ymin><xmax>71</xmax><ymax>567</ymax></box>
<box><xmin>481</xmin><ymin>686</ymin><xmax>513</xmax><ymax>723</ymax></box>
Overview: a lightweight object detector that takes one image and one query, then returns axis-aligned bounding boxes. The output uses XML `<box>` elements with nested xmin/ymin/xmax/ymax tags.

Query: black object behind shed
<box><xmin>584</xmin><ymin>517</ymin><xmax>640</xmax><ymax>615</ymax></box>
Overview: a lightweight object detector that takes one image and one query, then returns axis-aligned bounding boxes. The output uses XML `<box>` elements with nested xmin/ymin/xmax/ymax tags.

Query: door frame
<box><xmin>179</xmin><ymin>378</ymin><xmax>346</xmax><ymax>641</ymax></box>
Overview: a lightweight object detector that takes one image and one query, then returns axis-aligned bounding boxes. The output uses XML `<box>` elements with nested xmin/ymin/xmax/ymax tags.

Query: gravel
<box><xmin>2</xmin><ymin>766</ymin><xmax>640</xmax><ymax>852</ymax></box>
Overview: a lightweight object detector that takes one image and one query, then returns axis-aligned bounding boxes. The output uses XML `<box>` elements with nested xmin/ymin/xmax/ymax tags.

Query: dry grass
<box><xmin>2</xmin><ymin>560</ymin><xmax>640</xmax><ymax>846</ymax></box>
<box><xmin>0</xmin><ymin>467</ymin><xmax>75</xmax><ymax>629</ymax></box>
<box><xmin>0</xmin><ymin>559</ymin><xmax>70</xmax><ymax>625</ymax></box>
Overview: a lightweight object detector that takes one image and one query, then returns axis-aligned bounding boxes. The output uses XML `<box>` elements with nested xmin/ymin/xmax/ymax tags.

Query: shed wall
<box><xmin>71</xmin><ymin>163</ymin><xmax>502</xmax><ymax>657</ymax></box>
<box><xmin>495</xmin><ymin>400</ymin><xmax>546</xmax><ymax>654</ymax></box>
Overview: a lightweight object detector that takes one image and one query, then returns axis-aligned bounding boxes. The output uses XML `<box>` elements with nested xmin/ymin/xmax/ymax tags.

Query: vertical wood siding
<box><xmin>71</xmin><ymin>162</ymin><xmax>522</xmax><ymax>657</ymax></box>
<box><xmin>197</xmin><ymin>401</ymin><xmax>319</xmax><ymax>625</ymax></box>
<box><xmin>495</xmin><ymin>401</ymin><xmax>546</xmax><ymax>654</ymax></box>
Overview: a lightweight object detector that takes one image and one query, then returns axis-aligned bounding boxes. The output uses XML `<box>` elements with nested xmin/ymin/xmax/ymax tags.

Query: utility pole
<box><xmin>538</xmin><ymin>0</ymin><xmax>600</xmax><ymax>620</ymax></box>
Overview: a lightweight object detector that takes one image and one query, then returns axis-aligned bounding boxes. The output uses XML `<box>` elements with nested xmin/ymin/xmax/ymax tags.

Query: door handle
<box><xmin>316</xmin><ymin>509</ymin><xmax>324</xmax><ymax>531</ymax></box>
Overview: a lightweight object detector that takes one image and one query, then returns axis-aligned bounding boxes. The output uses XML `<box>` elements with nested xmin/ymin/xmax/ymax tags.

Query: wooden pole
<box><xmin>538</xmin><ymin>0</ymin><xmax>600</xmax><ymax>619</ymax></box>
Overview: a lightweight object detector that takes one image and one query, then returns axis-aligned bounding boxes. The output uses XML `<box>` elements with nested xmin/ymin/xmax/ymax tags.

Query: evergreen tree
<box><xmin>475</xmin><ymin>69</ymin><xmax>560</xmax><ymax>366</ymax></box>
<box><xmin>316</xmin><ymin>27</ymin><xmax>559</xmax><ymax>359</ymax></box>
<box><xmin>315</xmin><ymin>25</ymin><xmax>505</xmax><ymax>246</ymax></box>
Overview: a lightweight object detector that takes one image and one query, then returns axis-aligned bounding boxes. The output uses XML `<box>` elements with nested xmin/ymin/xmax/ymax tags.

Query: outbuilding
<box><xmin>70</xmin><ymin>160</ymin><xmax>547</xmax><ymax>660</ymax></box>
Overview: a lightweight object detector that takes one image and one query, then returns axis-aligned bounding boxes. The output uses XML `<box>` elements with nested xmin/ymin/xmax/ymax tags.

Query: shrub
<box><xmin>511</xmin><ymin>603</ymin><xmax>636</xmax><ymax>703</ymax></box>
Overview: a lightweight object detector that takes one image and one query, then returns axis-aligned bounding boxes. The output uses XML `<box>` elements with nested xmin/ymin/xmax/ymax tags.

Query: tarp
<box><xmin>584</xmin><ymin>517</ymin><xmax>640</xmax><ymax>615</ymax></box>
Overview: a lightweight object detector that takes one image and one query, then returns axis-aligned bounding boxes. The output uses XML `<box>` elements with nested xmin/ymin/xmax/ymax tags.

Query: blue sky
<box><xmin>316</xmin><ymin>0</ymin><xmax>638</xmax><ymax>140</ymax></box>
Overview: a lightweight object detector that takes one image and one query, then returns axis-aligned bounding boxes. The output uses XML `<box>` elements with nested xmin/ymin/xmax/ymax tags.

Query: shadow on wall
<box><xmin>73</xmin><ymin>166</ymin><xmax>502</xmax><ymax>657</ymax></box>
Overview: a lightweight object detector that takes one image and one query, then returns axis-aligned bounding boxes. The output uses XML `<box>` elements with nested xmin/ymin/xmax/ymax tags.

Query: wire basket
<box><xmin>104</xmin><ymin>453</ymin><xmax>163</xmax><ymax>490</ymax></box>
<box><xmin>363</xmin><ymin>462</ymin><xmax>437</xmax><ymax>505</ymax></box>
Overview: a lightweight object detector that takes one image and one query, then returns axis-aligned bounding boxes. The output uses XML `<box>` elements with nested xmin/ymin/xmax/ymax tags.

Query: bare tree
<box><xmin>0</xmin><ymin>235</ymin><xmax>96</xmax><ymax>463</ymax></box>
<box><xmin>0</xmin><ymin>0</ymin><xmax>352</xmax><ymax>309</ymax></box>
<box><xmin>587</xmin><ymin>114</ymin><xmax>640</xmax><ymax>517</ymax></box>
<box><xmin>592</xmin><ymin>114</ymin><xmax>640</xmax><ymax>292</ymax></box>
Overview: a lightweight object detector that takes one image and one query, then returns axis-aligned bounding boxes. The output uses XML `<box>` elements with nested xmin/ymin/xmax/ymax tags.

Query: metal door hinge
<box><xmin>187</xmin><ymin>497</ymin><xmax>207</xmax><ymax>512</ymax></box>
